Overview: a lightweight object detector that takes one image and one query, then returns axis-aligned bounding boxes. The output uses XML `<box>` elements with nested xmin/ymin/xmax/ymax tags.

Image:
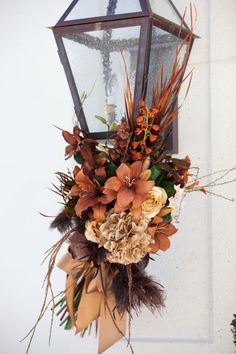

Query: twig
<box><xmin>186</xmin><ymin>188</ymin><xmax>235</xmax><ymax>202</ymax></box>
<box><xmin>127</xmin><ymin>265</ymin><xmax>133</xmax><ymax>349</ymax></box>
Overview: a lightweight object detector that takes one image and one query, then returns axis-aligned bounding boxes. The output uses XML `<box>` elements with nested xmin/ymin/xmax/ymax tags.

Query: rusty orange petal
<box><xmin>65</xmin><ymin>145</ymin><xmax>75</xmax><ymax>158</ymax></box>
<box><xmin>104</xmin><ymin>176</ymin><xmax>122</xmax><ymax>192</ymax></box>
<box><xmin>158</xmin><ymin>235</ymin><xmax>171</xmax><ymax>251</ymax></box>
<box><xmin>130</xmin><ymin>161</ymin><xmax>143</xmax><ymax>179</ymax></box>
<box><xmin>150</xmin><ymin>239</ymin><xmax>160</xmax><ymax>253</ymax></box>
<box><xmin>132</xmin><ymin>194</ymin><xmax>143</xmax><ymax>209</ymax></box>
<box><xmin>68</xmin><ymin>185</ymin><xmax>81</xmax><ymax>197</ymax></box>
<box><xmin>163</xmin><ymin>223</ymin><xmax>177</xmax><ymax>237</ymax></box>
<box><xmin>93</xmin><ymin>204</ymin><xmax>106</xmax><ymax>222</ymax></box>
<box><xmin>62</xmin><ymin>130</ymin><xmax>77</xmax><ymax>145</ymax></box>
<box><xmin>75</xmin><ymin>170</ymin><xmax>95</xmax><ymax>191</ymax></box>
<box><xmin>116</xmin><ymin>163</ymin><xmax>131</xmax><ymax>182</ymax></box>
<box><xmin>131</xmin><ymin>206</ymin><xmax>142</xmax><ymax>220</ymax></box>
<box><xmin>75</xmin><ymin>195</ymin><xmax>97</xmax><ymax>217</ymax></box>
<box><xmin>99</xmin><ymin>189</ymin><xmax>117</xmax><ymax>204</ymax></box>
<box><xmin>135</xmin><ymin>180</ymin><xmax>155</xmax><ymax>194</ymax></box>
<box><xmin>95</xmin><ymin>167</ymin><xmax>106</xmax><ymax>178</ymax></box>
<box><xmin>73</xmin><ymin>166</ymin><xmax>80</xmax><ymax>178</ymax></box>
<box><xmin>114</xmin><ymin>200</ymin><xmax>126</xmax><ymax>213</ymax></box>
<box><xmin>148</xmin><ymin>226</ymin><xmax>157</xmax><ymax>237</ymax></box>
<box><xmin>117</xmin><ymin>186</ymin><xmax>135</xmax><ymax>208</ymax></box>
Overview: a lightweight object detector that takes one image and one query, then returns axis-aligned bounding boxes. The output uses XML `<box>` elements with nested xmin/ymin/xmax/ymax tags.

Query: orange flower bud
<box><xmin>151</xmin><ymin>108</ymin><xmax>159</xmax><ymax>115</ymax></box>
<box><xmin>149</xmin><ymin>134</ymin><xmax>158</xmax><ymax>143</ymax></box>
<box><xmin>135</xmin><ymin>128</ymin><xmax>143</xmax><ymax>136</ymax></box>
<box><xmin>142</xmin><ymin>157</ymin><xmax>151</xmax><ymax>171</ymax></box>
<box><xmin>148</xmin><ymin>112</ymin><xmax>155</xmax><ymax>120</ymax></box>
<box><xmin>131</xmin><ymin>151</ymin><xmax>143</xmax><ymax>161</ymax></box>
<box><xmin>140</xmin><ymin>140</ymin><xmax>146</xmax><ymax>146</ymax></box>
<box><xmin>141</xmin><ymin>122</ymin><xmax>147</xmax><ymax>128</ymax></box>
<box><xmin>132</xmin><ymin>141</ymin><xmax>140</xmax><ymax>149</ymax></box>
<box><xmin>152</xmin><ymin>124</ymin><xmax>160</xmax><ymax>132</ymax></box>
<box><xmin>140</xmin><ymin>108</ymin><xmax>147</xmax><ymax>115</ymax></box>
<box><xmin>136</xmin><ymin>116</ymin><xmax>144</xmax><ymax>125</ymax></box>
<box><xmin>145</xmin><ymin>147</ymin><xmax>152</xmax><ymax>155</ymax></box>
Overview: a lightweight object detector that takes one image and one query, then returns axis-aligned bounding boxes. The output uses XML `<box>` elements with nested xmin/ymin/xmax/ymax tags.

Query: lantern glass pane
<box><xmin>149</xmin><ymin>0</ymin><xmax>185</xmax><ymax>26</ymax></box>
<box><xmin>66</xmin><ymin>0</ymin><xmax>141</xmax><ymax>21</ymax></box>
<box><xmin>146</xmin><ymin>25</ymin><xmax>186</xmax><ymax>107</ymax></box>
<box><xmin>62</xmin><ymin>26</ymin><xmax>140</xmax><ymax>132</ymax></box>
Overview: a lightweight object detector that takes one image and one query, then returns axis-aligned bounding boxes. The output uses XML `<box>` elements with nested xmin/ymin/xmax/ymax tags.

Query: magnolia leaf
<box><xmin>160</xmin><ymin>181</ymin><xmax>176</xmax><ymax>198</ymax></box>
<box><xmin>94</xmin><ymin>176</ymin><xmax>106</xmax><ymax>186</ymax></box>
<box><xmin>106</xmin><ymin>162</ymin><xmax>117</xmax><ymax>177</ymax></box>
<box><xmin>74</xmin><ymin>154</ymin><xmax>83</xmax><ymax>165</ymax></box>
<box><xmin>155</xmin><ymin>174</ymin><xmax>163</xmax><ymax>186</ymax></box>
<box><xmin>95</xmin><ymin>115</ymin><xmax>107</xmax><ymax>125</ymax></box>
<box><xmin>162</xmin><ymin>213</ymin><xmax>172</xmax><ymax>223</ymax></box>
<box><xmin>150</xmin><ymin>165</ymin><xmax>161</xmax><ymax>181</ymax></box>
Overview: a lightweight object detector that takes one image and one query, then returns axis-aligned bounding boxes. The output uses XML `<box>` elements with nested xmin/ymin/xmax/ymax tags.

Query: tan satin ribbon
<box><xmin>57</xmin><ymin>253</ymin><xmax>127</xmax><ymax>354</ymax></box>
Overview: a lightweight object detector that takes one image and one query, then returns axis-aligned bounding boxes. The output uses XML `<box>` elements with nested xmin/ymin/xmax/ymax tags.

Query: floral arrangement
<box><xmin>49</xmin><ymin>119</ymin><xmax>191</xmax><ymax>353</ymax></box>
<box><xmin>23</xmin><ymin>11</ymin><xmax>236</xmax><ymax>354</ymax></box>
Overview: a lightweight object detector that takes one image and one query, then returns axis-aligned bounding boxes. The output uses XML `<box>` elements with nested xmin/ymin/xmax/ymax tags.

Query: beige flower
<box><xmin>99</xmin><ymin>211</ymin><xmax>153</xmax><ymax>265</ymax></box>
<box><xmin>85</xmin><ymin>220</ymin><xmax>101</xmax><ymax>243</ymax></box>
<box><xmin>142</xmin><ymin>186</ymin><xmax>167</xmax><ymax>218</ymax></box>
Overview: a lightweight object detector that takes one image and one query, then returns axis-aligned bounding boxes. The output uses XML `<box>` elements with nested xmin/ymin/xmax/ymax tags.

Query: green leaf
<box><xmin>150</xmin><ymin>165</ymin><xmax>162</xmax><ymax>181</ymax></box>
<box><xmin>95</xmin><ymin>115</ymin><xmax>107</xmax><ymax>125</ymax></box>
<box><xmin>94</xmin><ymin>176</ymin><xmax>105</xmax><ymax>186</ymax></box>
<box><xmin>106</xmin><ymin>162</ymin><xmax>117</xmax><ymax>177</ymax></box>
<box><xmin>155</xmin><ymin>171</ymin><xmax>164</xmax><ymax>186</ymax></box>
<box><xmin>74</xmin><ymin>154</ymin><xmax>84</xmax><ymax>165</ymax></box>
<box><xmin>160</xmin><ymin>181</ymin><xmax>176</xmax><ymax>198</ymax></box>
<box><xmin>162</xmin><ymin>213</ymin><xmax>172</xmax><ymax>223</ymax></box>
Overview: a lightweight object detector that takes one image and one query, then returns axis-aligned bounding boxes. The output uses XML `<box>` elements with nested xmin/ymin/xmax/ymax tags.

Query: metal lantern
<box><xmin>52</xmin><ymin>0</ymin><xmax>195</xmax><ymax>152</ymax></box>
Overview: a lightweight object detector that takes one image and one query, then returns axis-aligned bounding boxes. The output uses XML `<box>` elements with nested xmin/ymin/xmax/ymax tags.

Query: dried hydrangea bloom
<box><xmin>85</xmin><ymin>220</ymin><xmax>101</xmax><ymax>243</ymax></box>
<box><xmin>99</xmin><ymin>211</ymin><xmax>153</xmax><ymax>265</ymax></box>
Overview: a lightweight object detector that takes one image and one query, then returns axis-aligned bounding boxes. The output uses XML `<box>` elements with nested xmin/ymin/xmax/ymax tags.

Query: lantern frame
<box><xmin>52</xmin><ymin>0</ymin><xmax>196</xmax><ymax>152</ymax></box>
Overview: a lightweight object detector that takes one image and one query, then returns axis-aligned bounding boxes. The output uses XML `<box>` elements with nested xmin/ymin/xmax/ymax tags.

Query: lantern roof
<box><xmin>55</xmin><ymin>0</ymin><xmax>191</xmax><ymax>33</ymax></box>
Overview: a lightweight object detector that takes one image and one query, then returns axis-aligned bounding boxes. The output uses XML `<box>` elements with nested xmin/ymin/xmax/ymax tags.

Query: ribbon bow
<box><xmin>57</xmin><ymin>253</ymin><xmax>127</xmax><ymax>354</ymax></box>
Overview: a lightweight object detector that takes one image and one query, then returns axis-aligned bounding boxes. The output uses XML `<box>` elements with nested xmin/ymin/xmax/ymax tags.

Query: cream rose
<box><xmin>142</xmin><ymin>186</ymin><xmax>167</xmax><ymax>218</ymax></box>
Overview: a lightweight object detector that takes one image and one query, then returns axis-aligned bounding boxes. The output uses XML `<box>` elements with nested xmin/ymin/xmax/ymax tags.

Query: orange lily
<box><xmin>69</xmin><ymin>170</ymin><xmax>115</xmax><ymax>222</ymax></box>
<box><xmin>148</xmin><ymin>220</ymin><xmax>177</xmax><ymax>253</ymax></box>
<box><xmin>103</xmin><ymin>160</ymin><xmax>154</xmax><ymax>219</ymax></box>
<box><xmin>62</xmin><ymin>126</ymin><xmax>81</xmax><ymax>159</ymax></box>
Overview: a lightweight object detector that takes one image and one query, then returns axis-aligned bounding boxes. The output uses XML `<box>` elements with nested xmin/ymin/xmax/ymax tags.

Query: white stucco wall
<box><xmin>0</xmin><ymin>1</ymin><xmax>235</xmax><ymax>354</ymax></box>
